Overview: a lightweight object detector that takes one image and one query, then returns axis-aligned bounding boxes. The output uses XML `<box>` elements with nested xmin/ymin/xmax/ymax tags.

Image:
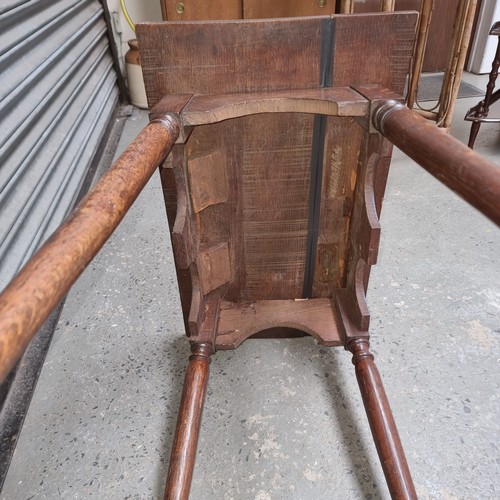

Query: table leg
<box><xmin>347</xmin><ymin>338</ymin><xmax>417</xmax><ymax>499</ymax></box>
<box><xmin>164</xmin><ymin>342</ymin><xmax>213</xmax><ymax>500</ymax></box>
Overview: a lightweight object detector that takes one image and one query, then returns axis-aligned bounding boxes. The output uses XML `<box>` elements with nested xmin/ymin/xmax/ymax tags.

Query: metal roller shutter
<box><xmin>0</xmin><ymin>0</ymin><xmax>119</xmax><ymax>291</ymax></box>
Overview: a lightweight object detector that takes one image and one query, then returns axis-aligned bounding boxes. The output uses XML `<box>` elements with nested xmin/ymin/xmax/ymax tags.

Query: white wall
<box><xmin>467</xmin><ymin>0</ymin><xmax>500</xmax><ymax>74</ymax></box>
<box><xmin>106</xmin><ymin>0</ymin><xmax>163</xmax><ymax>75</ymax></box>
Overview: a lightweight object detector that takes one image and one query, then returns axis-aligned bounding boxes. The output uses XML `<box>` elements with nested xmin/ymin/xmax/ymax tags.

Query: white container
<box><xmin>125</xmin><ymin>39</ymin><xmax>148</xmax><ymax>109</ymax></box>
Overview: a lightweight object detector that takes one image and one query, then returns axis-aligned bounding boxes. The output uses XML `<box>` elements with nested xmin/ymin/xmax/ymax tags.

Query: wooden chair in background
<box><xmin>0</xmin><ymin>12</ymin><xmax>499</xmax><ymax>500</ymax></box>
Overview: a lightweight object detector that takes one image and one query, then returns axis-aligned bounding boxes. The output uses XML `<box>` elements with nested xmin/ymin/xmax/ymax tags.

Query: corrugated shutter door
<box><xmin>0</xmin><ymin>0</ymin><xmax>119</xmax><ymax>291</ymax></box>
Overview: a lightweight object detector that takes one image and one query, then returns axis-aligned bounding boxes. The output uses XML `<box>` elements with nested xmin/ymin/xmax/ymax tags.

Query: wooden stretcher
<box><xmin>0</xmin><ymin>12</ymin><xmax>499</xmax><ymax>500</ymax></box>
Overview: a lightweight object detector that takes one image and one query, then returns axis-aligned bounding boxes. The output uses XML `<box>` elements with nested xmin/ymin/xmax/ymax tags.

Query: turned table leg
<box><xmin>347</xmin><ymin>338</ymin><xmax>417</xmax><ymax>500</ymax></box>
<box><xmin>164</xmin><ymin>342</ymin><xmax>213</xmax><ymax>500</ymax></box>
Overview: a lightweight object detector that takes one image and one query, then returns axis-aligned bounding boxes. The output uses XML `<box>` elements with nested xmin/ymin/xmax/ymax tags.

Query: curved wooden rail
<box><xmin>215</xmin><ymin>298</ymin><xmax>342</xmax><ymax>349</ymax></box>
<box><xmin>149</xmin><ymin>87</ymin><xmax>369</xmax><ymax>138</ymax></box>
<box><xmin>373</xmin><ymin>100</ymin><xmax>500</xmax><ymax>227</ymax></box>
<box><xmin>180</xmin><ymin>87</ymin><xmax>368</xmax><ymax>126</ymax></box>
<box><xmin>0</xmin><ymin>117</ymin><xmax>179</xmax><ymax>383</ymax></box>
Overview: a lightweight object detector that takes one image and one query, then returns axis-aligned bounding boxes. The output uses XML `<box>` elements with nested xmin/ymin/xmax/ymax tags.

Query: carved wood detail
<box><xmin>216</xmin><ymin>298</ymin><xmax>343</xmax><ymax>349</ymax></box>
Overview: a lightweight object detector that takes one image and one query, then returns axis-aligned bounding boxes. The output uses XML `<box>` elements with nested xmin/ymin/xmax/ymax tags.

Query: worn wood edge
<box><xmin>215</xmin><ymin>298</ymin><xmax>342</xmax><ymax>349</ymax></box>
<box><xmin>150</xmin><ymin>94</ymin><xmax>194</xmax><ymax>143</ymax></box>
<box><xmin>354</xmin><ymin>259</ymin><xmax>371</xmax><ymax>332</ymax></box>
<box><xmin>334</xmin><ymin>258</ymin><xmax>371</xmax><ymax>340</ymax></box>
<box><xmin>150</xmin><ymin>93</ymin><xmax>194</xmax><ymax>116</ymax></box>
<box><xmin>187</xmin><ymin>150</ymin><xmax>228</xmax><ymax>213</ymax></box>
<box><xmin>192</xmin><ymin>297</ymin><xmax>219</xmax><ymax>349</ymax></box>
<box><xmin>351</xmin><ymin>85</ymin><xmax>404</xmax><ymax>133</ymax></box>
<box><xmin>137</xmin><ymin>12</ymin><xmax>417</xmax><ymax>29</ymax></box>
<box><xmin>181</xmin><ymin>87</ymin><xmax>368</xmax><ymax>126</ymax></box>
<box><xmin>196</xmin><ymin>242</ymin><xmax>232</xmax><ymax>296</ymax></box>
<box><xmin>187</xmin><ymin>267</ymin><xmax>203</xmax><ymax>338</ymax></box>
<box><xmin>171</xmin><ymin>161</ymin><xmax>197</xmax><ymax>270</ymax></box>
<box><xmin>364</xmin><ymin>153</ymin><xmax>382</xmax><ymax>266</ymax></box>
<box><xmin>334</xmin><ymin>288</ymin><xmax>369</xmax><ymax>341</ymax></box>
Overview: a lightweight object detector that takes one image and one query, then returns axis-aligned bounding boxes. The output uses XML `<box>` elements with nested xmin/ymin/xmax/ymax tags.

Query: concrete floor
<box><xmin>2</xmin><ymin>73</ymin><xmax>499</xmax><ymax>499</ymax></box>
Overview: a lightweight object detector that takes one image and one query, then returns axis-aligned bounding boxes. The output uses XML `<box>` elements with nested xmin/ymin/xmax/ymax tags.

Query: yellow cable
<box><xmin>119</xmin><ymin>0</ymin><xmax>135</xmax><ymax>32</ymax></box>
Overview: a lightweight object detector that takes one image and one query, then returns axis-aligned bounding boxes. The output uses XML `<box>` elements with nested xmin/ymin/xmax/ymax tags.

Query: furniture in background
<box><xmin>465</xmin><ymin>21</ymin><xmax>500</xmax><ymax>148</ymax></box>
<box><xmin>158</xmin><ymin>0</ymin><xmax>478</xmax><ymax>130</ymax></box>
<box><xmin>405</xmin><ymin>0</ymin><xmax>478</xmax><ymax>129</ymax></box>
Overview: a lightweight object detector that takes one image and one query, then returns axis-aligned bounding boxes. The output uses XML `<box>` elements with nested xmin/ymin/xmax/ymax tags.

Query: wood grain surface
<box><xmin>374</xmin><ymin>101</ymin><xmax>500</xmax><ymax>226</ymax></box>
<box><xmin>136</xmin><ymin>13</ymin><xmax>418</xmax><ymax>332</ymax></box>
<box><xmin>216</xmin><ymin>298</ymin><xmax>342</xmax><ymax>348</ymax></box>
<box><xmin>0</xmin><ymin>119</ymin><xmax>179</xmax><ymax>383</ymax></box>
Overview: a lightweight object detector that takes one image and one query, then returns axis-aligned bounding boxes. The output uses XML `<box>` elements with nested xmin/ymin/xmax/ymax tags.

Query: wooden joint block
<box><xmin>351</xmin><ymin>85</ymin><xmax>403</xmax><ymax>133</ymax></box>
<box><xmin>196</xmin><ymin>242</ymin><xmax>232</xmax><ymax>296</ymax></box>
<box><xmin>188</xmin><ymin>151</ymin><xmax>228</xmax><ymax>213</ymax></box>
<box><xmin>149</xmin><ymin>93</ymin><xmax>194</xmax><ymax>143</ymax></box>
<box><xmin>189</xmin><ymin>297</ymin><xmax>220</xmax><ymax>348</ymax></box>
<box><xmin>334</xmin><ymin>288</ymin><xmax>369</xmax><ymax>341</ymax></box>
